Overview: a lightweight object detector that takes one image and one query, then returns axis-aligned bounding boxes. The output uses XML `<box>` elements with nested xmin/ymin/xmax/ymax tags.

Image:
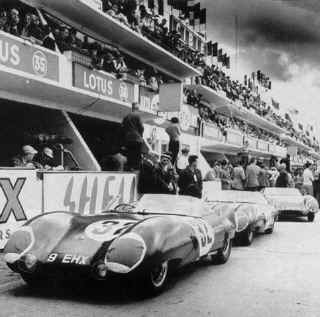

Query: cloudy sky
<box><xmin>201</xmin><ymin>0</ymin><xmax>320</xmax><ymax>131</ymax></box>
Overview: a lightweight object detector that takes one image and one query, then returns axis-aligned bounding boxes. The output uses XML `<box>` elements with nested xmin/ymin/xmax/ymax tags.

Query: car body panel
<box><xmin>204</xmin><ymin>190</ymin><xmax>278</xmax><ymax>233</ymax></box>
<box><xmin>262</xmin><ymin>188</ymin><xmax>319</xmax><ymax>215</ymax></box>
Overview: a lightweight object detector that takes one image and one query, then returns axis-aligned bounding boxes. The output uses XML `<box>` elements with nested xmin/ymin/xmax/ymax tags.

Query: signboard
<box><xmin>0</xmin><ymin>31</ymin><xmax>59</xmax><ymax>81</ymax></box>
<box><xmin>227</xmin><ymin>130</ymin><xmax>244</xmax><ymax>146</ymax></box>
<box><xmin>43</xmin><ymin>172</ymin><xmax>138</xmax><ymax>215</ymax></box>
<box><xmin>73</xmin><ymin>63</ymin><xmax>134</xmax><ymax>103</ymax></box>
<box><xmin>257</xmin><ymin>140</ymin><xmax>269</xmax><ymax>152</ymax></box>
<box><xmin>158</xmin><ymin>104</ymin><xmax>199</xmax><ymax>132</ymax></box>
<box><xmin>139</xmin><ymin>86</ymin><xmax>159</xmax><ymax>114</ymax></box>
<box><xmin>203</xmin><ymin>124</ymin><xmax>223</xmax><ymax>141</ymax></box>
<box><xmin>0</xmin><ymin>170</ymin><xmax>42</xmax><ymax>249</ymax></box>
<box><xmin>159</xmin><ymin>83</ymin><xmax>183</xmax><ymax>112</ymax></box>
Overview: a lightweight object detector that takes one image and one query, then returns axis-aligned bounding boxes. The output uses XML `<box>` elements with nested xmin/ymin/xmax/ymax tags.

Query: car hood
<box><xmin>4</xmin><ymin>211</ymin><xmax>143</xmax><ymax>264</ymax></box>
<box><xmin>265</xmin><ymin>195</ymin><xmax>305</xmax><ymax>211</ymax></box>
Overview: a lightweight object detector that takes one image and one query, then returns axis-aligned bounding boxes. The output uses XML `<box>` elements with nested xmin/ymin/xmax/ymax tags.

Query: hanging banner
<box><xmin>0</xmin><ymin>169</ymin><xmax>42</xmax><ymax>249</ymax></box>
<box><xmin>0</xmin><ymin>31</ymin><xmax>60</xmax><ymax>81</ymax></box>
<box><xmin>43</xmin><ymin>172</ymin><xmax>138</xmax><ymax>215</ymax></box>
<box><xmin>139</xmin><ymin>86</ymin><xmax>159</xmax><ymax>114</ymax></box>
<box><xmin>159</xmin><ymin>83</ymin><xmax>183</xmax><ymax>112</ymax></box>
<box><xmin>73</xmin><ymin>63</ymin><xmax>134</xmax><ymax>103</ymax></box>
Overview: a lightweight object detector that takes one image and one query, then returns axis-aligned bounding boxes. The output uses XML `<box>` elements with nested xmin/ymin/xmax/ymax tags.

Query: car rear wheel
<box><xmin>143</xmin><ymin>261</ymin><xmax>169</xmax><ymax>295</ymax></box>
<box><xmin>308</xmin><ymin>213</ymin><xmax>315</xmax><ymax>222</ymax></box>
<box><xmin>265</xmin><ymin>221</ymin><xmax>275</xmax><ymax>234</ymax></box>
<box><xmin>239</xmin><ymin>226</ymin><xmax>254</xmax><ymax>246</ymax></box>
<box><xmin>211</xmin><ymin>237</ymin><xmax>232</xmax><ymax>265</ymax></box>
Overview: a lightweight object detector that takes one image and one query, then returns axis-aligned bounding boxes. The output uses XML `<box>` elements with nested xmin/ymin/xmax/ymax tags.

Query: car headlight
<box><xmin>4</xmin><ymin>227</ymin><xmax>35</xmax><ymax>264</ymax></box>
<box><xmin>105</xmin><ymin>232</ymin><xmax>147</xmax><ymax>274</ymax></box>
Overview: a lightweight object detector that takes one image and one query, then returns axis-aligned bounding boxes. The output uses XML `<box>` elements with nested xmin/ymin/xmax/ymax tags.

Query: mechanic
<box><xmin>12</xmin><ymin>145</ymin><xmax>43</xmax><ymax>169</ymax></box>
<box><xmin>178</xmin><ymin>155</ymin><xmax>203</xmax><ymax>198</ymax></box>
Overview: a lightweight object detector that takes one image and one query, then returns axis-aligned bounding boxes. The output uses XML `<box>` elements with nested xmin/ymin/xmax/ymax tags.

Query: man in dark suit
<box><xmin>178</xmin><ymin>155</ymin><xmax>203</xmax><ymax>198</ymax></box>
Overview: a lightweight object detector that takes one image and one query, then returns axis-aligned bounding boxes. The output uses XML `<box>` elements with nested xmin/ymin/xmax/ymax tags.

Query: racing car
<box><xmin>204</xmin><ymin>190</ymin><xmax>278</xmax><ymax>246</ymax></box>
<box><xmin>262</xmin><ymin>187</ymin><xmax>319</xmax><ymax>222</ymax></box>
<box><xmin>4</xmin><ymin>194</ymin><xmax>235</xmax><ymax>295</ymax></box>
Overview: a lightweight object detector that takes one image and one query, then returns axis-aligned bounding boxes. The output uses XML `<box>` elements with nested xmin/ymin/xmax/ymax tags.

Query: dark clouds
<box><xmin>202</xmin><ymin>0</ymin><xmax>320</xmax><ymax>80</ymax></box>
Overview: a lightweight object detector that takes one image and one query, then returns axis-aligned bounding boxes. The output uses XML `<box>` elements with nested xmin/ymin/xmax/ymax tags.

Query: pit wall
<box><xmin>0</xmin><ymin>169</ymin><xmax>138</xmax><ymax>249</ymax></box>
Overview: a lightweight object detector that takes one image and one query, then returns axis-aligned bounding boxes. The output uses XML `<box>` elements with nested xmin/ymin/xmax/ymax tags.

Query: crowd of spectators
<box><xmin>198</xmin><ymin>64</ymin><xmax>320</xmax><ymax>151</ymax></box>
<box><xmin>102</xmin><ymin>0</ymin><xmax>206</xmax><ymax>69</ymax></box>
<box><xmin>184</xmin><ymin>88</ymin><xmax>285</xmax><ymax>147</ymax></box>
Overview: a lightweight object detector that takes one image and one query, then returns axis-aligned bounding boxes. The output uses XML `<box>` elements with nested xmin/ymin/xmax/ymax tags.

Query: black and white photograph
<box><xmin>0</xmin><ymin>0</ymin><xmax>319</xmax><ymax>316</ymax></box>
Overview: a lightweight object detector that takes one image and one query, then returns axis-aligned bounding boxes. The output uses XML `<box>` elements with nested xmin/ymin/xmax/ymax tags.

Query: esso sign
<box><xmin>32</xmin><ymin>51</ymin><xmax>48</xmax><ymax>77</ymax></box>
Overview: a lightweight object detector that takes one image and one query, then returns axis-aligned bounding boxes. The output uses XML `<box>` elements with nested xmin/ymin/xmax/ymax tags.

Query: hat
<box><xmin>22</xmin><ymin>145</ymin><xmax>37</xmax><ymax>155</ymax></box>
<box><xmin>161</xmin><ymin>152</ymin><xmax>172</xmax><ymax>160</ymax></box>
<box><xmin>43</xmin><ymin>147</ymin><xmax>54</xmax><ymax>159</ymax></box>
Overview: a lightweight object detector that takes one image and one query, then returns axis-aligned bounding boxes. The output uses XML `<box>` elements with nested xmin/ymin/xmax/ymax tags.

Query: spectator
<box><xmin>245</xmin><ymin>157</ymin><xmax>261</xmax><ymax>191</ymax></box>
<box><xmin>57</xmin><ymin>27</ymin><xmax>71</xmax><ymax>52</ymax></box>
<box><xmin>21</xmin><ymin>13</ymin><xmax>32</xmax><ymax>37</ymax></box>
<box><xmin>293</xmin><ymin>168</ymin><xmax>304</xmax><ymax>192</ymax></box>
<box><xmin>179</xmin><ymin>155</ymin><xmax>203</xmax><ymax>198</ymax></box>
<box><xmin>276</xmin><ymin>163</ymin><xmax>290</xmax><ymax>188</ymax></box>
<box><xmin>7</xmin><ymin>8</ymin><xmax>21</xmax><ymax>37</ymax></box>
<box><xmin>269</xmin><ymin>166</ymin><xmax>279</xmax><ymax>187</ymax></box>
<box><xmin>121</xmin><ymin>104</ymin><xmax>146</xmax><ymax>171</ymax></box>
<box><xmin>302</xmin><ymin>162</ymin><xmax>314</xmax><ymax>195</ymax></box>
<box><xmin>107</xmin><ymin>3</ymin><xmax>129</xmax><ymax>26</ymax></box>
<box><xmin>220</xmin><ymin>159</ymin><xmax>232</xmax><ymax>190</ymax></box>
<box><xmin>258</xmin><ymin>163</ymin><xmax>270</xmax><ymax>190</ymax></box>
<box><xmin>165</xmin><ymin>117</ymin><xmax>181</xmax><ymax>166</ymax></box>
<box><xmin>0</xmin><ymin>10</ymin><xmax>8</xmax><ymax>31</ymax></box>
<box><xmin>176</xmin><ymin>147</ymin><xmax>189</xmax><ymax>173</ymax></box>
<box><xmin>28</xmin><ymin>14</ymin><xmax>44</xmax><ymax>41</ymax></box>
<box><xmin>42</xmin><ymin>26</ymin><xmax>57</xmax><ymax>51</ymax></box>
<box><xmin>68</xmin><ymin>28</ymin><xmax>82</xmax><ymax>51</ymax></box>
<box><xmin>154</xmin><ymin>152</ymin><xmax>177</xmax><ymax>194</ymax></box>
<box><xmin>231</xmin><ymin>160</ymin><xmax>246</xmax><ymax>190</ymax></box>
<box><xmin>12</xmin><ymin>145</ymin><xmax>42</xmax><ymax>169</ymax></box>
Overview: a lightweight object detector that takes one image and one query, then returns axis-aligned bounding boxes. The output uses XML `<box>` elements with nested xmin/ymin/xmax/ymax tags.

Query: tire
<box><xmin>240</xmin><ymin>226</ymin><xmax>254</xmax><ymax>246</ymax></box>
<box><xmin>265</xmin><ymin>221</ymin><xmax>275</xmax><ymax>234</ymax></box>
<box><xmin>308</xmin><ymin>213</ymin><xmax>315</xmax><ymax>222</ymax></box>
<box><xmin>211</xmin><ymin>237</ymin><xmax>232</xmax><ymax>265</ymax></box>
<box><xmin>143</xmin><ymin>261</ymin><xmax>169</xmax><ymax>296</ymax></box>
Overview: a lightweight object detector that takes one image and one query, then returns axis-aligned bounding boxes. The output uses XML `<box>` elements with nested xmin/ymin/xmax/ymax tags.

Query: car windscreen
<box><xmin>206</xmin><ymin>190</ymin><xmax>267</xmax><ymax>204</ymax></box>
<box><xmin>263</xmin><ymin>188</ymin><xmax>301</xmax><ymax>197</ymax></box>
<box><xmin>134</xmin><ymin>194</ymin><xmax>204</xmax><ymax>217</ymax></box>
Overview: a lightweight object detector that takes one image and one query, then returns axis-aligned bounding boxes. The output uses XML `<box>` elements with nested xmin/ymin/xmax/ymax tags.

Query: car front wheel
<box><xmin>211</xmin><ymin>237</ymin><xmax>232</xmax><ymax>265</ymax></box>
<box><xmin>307</xmin><ymin>213</ymin><xmax>315</xmax><ymax>222</ymax></box>
<box><xmin>265</xmin><ymin>221</ymin><xmax>275</xmax><ymax>234</ymax></box>
<box><xmin>240</xmin><ymin>226</ymin><xmax>254</xmax><ymax>246</ymax></box>
<box><xmin>143</xmin><ymin>261</ymin><xmax>169</xmax><ymax>295</ymax></box>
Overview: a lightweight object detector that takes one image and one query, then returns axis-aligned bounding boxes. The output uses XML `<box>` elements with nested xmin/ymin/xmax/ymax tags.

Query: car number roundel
<box><xmin>186</xmin><ymin>218</ymin><xmax>214</xmax><ymax>257</ymax></box>
<box><xmin>85</xmin><ymin>220</ymin><xmax>136</xmax><ymax>242</ymax></box>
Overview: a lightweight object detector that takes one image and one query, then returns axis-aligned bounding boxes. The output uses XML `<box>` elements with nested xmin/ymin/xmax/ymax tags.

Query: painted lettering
<box><xmin>47</xmin><ymin>253</ymin><xmax>58</xmax><ymax>263</ymax></box>
<box><xmin>0</xmin><ymin>40</ymin><xmax>20</xmax><ymax>66</ymax></box>
<box><xmin>83</xmin><ymin>71</ymin><xmax>113</xmax><ymax>96</ymax></box>
<box><xmin>0</xmin><ymin>178</ymin><xmax>26</xmax><ymax>223</ymax></box>
<box><xmin>62</xmin><ymin>254</ymin><xmax>73</xmax><ymax>264</ymax></box>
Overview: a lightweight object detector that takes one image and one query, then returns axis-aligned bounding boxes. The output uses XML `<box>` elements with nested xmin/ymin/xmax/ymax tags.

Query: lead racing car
<box><xmin>4</xmin><ymin>194</ymin><xmax>235</xmax><ymax>295</ymax></box>
<box><xmin>204</xmin><ymin>190</ymin><xmax>278</xmax><ymax>246</ymax></box>
<box><xmin>262</xmin><ymin>187</ymin><xmax>319</xmax><ymax>222</ymax></box>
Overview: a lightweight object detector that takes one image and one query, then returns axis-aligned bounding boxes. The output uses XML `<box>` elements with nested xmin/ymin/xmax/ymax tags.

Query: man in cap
<box><xmin>12</xmin><ymin>145</ymin><xmax>42</xmax><ymax>169</ymax></box>
<box><xmin>153</xmin><ymin>152</ymin><xmax>177</xmax><ymax>194</ymax></box>
<box><xmin>35</xmin><ymin>147</ymin><xmax>55</xmax><ymax>169</ymax></box>
<box><xmin>179</xmin><ymin>155</ymin><xmax>203</xmax><ymax>198</ymax></box>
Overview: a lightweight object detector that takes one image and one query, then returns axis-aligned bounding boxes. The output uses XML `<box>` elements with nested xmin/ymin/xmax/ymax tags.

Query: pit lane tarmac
<box><xmin>0</xmin><ymin>218</ymin><xmax>320</xmax><ymax>317</ymax></box>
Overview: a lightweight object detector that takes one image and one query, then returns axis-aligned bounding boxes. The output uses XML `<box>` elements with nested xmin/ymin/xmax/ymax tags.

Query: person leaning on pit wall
<box><xmin>302</xmin><ymin>162</ymin><xmax>314</xmax><ymax>196</ymax></box>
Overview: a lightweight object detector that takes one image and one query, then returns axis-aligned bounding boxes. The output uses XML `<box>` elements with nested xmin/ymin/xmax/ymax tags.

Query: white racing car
<box><xmin>262</xmin><ymin>188</ymin><xmax>319</xmax><ymax>222</ymax></box>
<box><xmin>204</xmin><ymin>190</ymin><xmax>278</xmax><ymax>246</ymax></box>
